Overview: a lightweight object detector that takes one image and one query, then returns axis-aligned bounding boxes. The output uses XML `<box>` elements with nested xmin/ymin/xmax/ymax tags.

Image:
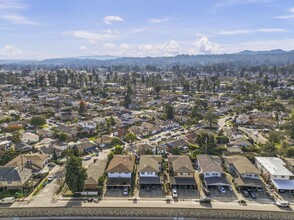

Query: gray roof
<box><xmin>138</xmin><ymin>155</ymin><xmax>162</xmax><ymax>173</ymax></box>
<box><xmin>196</xmin><ymin>154</ymin><xmax>224</xmax><ymax>174</ymax></box>
<box><xmin>255</xmin><ymin>157</ymin><xmax>294</xmax><ymax>176</ymax></box>
<box><xmin>0</xmin><ymin>166</ymin><xmax>31</xmax><ymax>182</ymax></box>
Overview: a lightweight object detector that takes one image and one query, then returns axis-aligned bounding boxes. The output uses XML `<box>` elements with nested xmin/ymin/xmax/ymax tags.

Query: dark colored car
<box><xmin>241</xmin><ymin>190</ymin><xmax>250</xmax><ymax>197</ymax></box>
<box><xmin>199</xmin><ymin>197</ymin><xmax>211</xmax><ymax>204</ymax></box>
<box><xmin>249</xmin><ymin>191</ymin><xmax>256</xmax><ymax>199</ymax></box>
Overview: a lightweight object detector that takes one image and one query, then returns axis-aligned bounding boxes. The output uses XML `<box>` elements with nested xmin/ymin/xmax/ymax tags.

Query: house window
<box><xmin>255</xmin><ymin>175</ymin><xmax>258</xmax><ymax>177</ymax></box>
<box><xmin>248</xmin><ymin>174</ymin><xmax>252</xmax><ymax>177</ymax></box>
<box><xmin>119</xmin><ymin>172</ymin><xmax>121</xmax><ymax>174</ymax></box>
<box><xmin>7</xmin><ymin>181</ymin><xmax>12</xmax><ymax>184</ymax></box>
<box><xmin>180</xmin><ymin>172</ymin><xmax>183</xmax><ymax>175</ymax></box>
<box><xmin>206</xmin><ymin>173</ymin><xmax>210</xmax><ymax>176</ymax></box>
<box><xmin>274</xmin><ymin>175</ymin><xmax>277</xmax><ymax>178</ymax></box>
<box><xmin>281</xmin><ymin>176</ymin><xmax>285</xmax><ymax>178</ymax></box>
<box><xmin>125</xmin><ymin>172</ymin><xmax>128</xmax><ymax>174</ymax></box>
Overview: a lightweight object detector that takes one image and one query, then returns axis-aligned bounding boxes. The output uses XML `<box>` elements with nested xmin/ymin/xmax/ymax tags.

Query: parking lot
<box><xmin>209</xmin><ymin>186</ymin><xmax>237</xmax><ymax>202</ymax></box>
<box><xmin>139</xmin><ymin>186</ymin><xmax>165</xmax><ymax>198</ymax></box>
<box><xmin>105</xmin><ymin>188</ymin><xmax>130</xmax><ymax>197</ymax></box>
<box><xmin>176</xmin><ymin>188</ymin><xmax>199</xmax><ymax>199</ymax></box>
<box><xmin>279</xmin><ymin>191</ymin><xmax>294</xmax><ymax>203</ymax></box>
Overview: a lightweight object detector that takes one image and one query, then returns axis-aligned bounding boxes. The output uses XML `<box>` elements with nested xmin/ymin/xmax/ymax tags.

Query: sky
<box><xmin>0</xmin><ymin>0</ymin><xmax>294</xmax><ymax>59</ymax></box>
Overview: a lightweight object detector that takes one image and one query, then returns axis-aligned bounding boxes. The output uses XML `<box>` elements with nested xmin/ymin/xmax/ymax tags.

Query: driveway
<box><xmin>209</xmin><ymin>187</ymin><xmax>238</xmax><ymax>202</ymax></box>
<box><xmin>27</xmin><ymin>165</ymin><xmax>63</xmax><ymax>207</ymax></box>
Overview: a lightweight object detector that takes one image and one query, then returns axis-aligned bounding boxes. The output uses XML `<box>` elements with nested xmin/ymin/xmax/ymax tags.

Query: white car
<box><xmin>48</xmin><ymin>174</ymin><xmax>55</xmax><ymax>182</ymax></box>
<box><xmin>123</xmin><ymin>188</ymin><xmax>129</xmax><ymax>196</ymax></box>
<box><xmin>218</xmin><ymin>186</ymin><xmax>227</xmax><ymax>194</ymax></box>
<box><xmin>172</xmin><ymin>189</ymin><xmax>178</xmax><ymax>198</ymax></box>
<box><xmin>275</xmin><ymin>200</ymin><xmax>290</xmax><ymax>207</ymax></box>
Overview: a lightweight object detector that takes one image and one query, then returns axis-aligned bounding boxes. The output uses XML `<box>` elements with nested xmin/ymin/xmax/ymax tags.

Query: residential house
<box><xmin>137</xmin><ymin>155</ymin><xmax>162</xmax><ymax>188</ymax></box>
<box><xmin>167</xmin><ymin>155</ymin><xmax>196</xmax><ymax>188</ymax></box>
<box><xmin>85</xmin><ymin>159</ymin><xmax>107</xmax><ymax>190</ymax></box>
<box><xmin>21</xmin><ymin>132</ymin><xmax>39</xmax><ymax>144</ymax></box>
<box><xmin>255</xmin><ymin>157</ymin><xmax>294</xmax><ymax>192</ymax></box>
<box><xmin>0</xmin><ymin>167</ymin><xmax>32</xmax><ymax>189</ymax></box>
<box><xmin>106</xmin><ymin>155</ymin><xmax>135</xmax><ymax>189</ymax></box>
<box><xmin>95</xmin><ymin>135</ymin><xmax>112</xmax><ymax>148</ymax></box>
<box><xmin>6</xmin><ymin>152</ymin><xmax>50</xmax><ymax>170</ymax></box>
<box><xmin>74</xmin><ymin>140</ymin><xmax>98</xmax><ymax>154</ymax></box>
<box><xmin>197</xmin><ymin>154</ymin><xmax>231</xmax><ymax>189</ymax></box>
<box><xmin>224</xmin><ymin>155</ymin><xmax>263</xmax><ymax>189</ymax></box>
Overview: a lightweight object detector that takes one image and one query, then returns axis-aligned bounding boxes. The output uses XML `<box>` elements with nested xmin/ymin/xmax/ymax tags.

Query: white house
<box><xmin>106</xmin><ymin>155</ymin><xmax>135</xmax><ymax>189</ymax></box>
<box><xmin>255</xmin><ymin>157</ymin><xmax>294</xmax><ymax>192</ymax></box>
<box><xmin>21</xmin><ymin>132</ymin><xmax>39</xmax><ymax>144</ymax></box>
<box><xmin>197</xmin><ymin>154</ymin><xmax>231</xmax><ymax>188</ymax></box>
<box><xmin>137</xmin><ymin>155</ymin><xmax>162</xmax><ymax>188</ymax></box>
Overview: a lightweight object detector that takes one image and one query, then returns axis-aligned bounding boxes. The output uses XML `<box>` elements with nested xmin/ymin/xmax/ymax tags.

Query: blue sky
<box><xmin>0</xmin><ymin>0</ymin><xmax>294</xmax><ymax>59</ymax></box>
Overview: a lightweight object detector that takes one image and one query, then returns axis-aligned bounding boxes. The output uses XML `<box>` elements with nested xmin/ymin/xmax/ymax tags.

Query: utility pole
<box><xmin>205</xmin><ymin>138</ymin><xmax>208</xmax><ymax>154</ymax></box>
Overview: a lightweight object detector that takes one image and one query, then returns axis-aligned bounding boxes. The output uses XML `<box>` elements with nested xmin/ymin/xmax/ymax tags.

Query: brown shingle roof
<box><xmin>138</xmin><ymin>155</ymin><xmax>162</xmax><ymax>173</ymax></box>
<box><xmin>224</xmin><ymin>155</ymin><xmax>260</xmax><ymax>175</ymax></box>
<box><xmin>168</xmin><ymin>155</ymin><xmax>194</xmax><ymax>173</ymax></box>
<box><xmin>196</xmin><ymin>154</ymin><xmax>224</xmax><ymax>174</ymax></box>
<box><xmin>106</xmin><ymin>155</ymin><xmax>135</xmax><ymax>173</ymax></box>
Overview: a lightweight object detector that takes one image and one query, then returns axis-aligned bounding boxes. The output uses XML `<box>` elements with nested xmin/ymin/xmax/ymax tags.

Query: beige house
<box><xmin>0</xmin><ymin>167</ymin><xmax>32</xmax><ymax>189</ymax></box>
<box><xmin>167</xmin><ymin>155</ymin><xmax>196</xmax><ymax>188</ymax></box>
<box><xmin>6</xmin><ymin>153</ymin><xmax>50</xmax><ymax>170</ymax></box>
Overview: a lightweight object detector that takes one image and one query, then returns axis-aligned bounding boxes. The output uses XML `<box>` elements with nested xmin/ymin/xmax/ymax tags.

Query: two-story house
<box><xmin>0</xmin><ymin>167</ymin><xmax>32</xmax><ymax>190</ymax></box>
<box><xmin>106</xmin><ymin>155</ymin><xmax>135</xmax><ymax>189</ymax></box>
<box><xmin>167</xmin><ymin>155</ymin><xmax>196</xmax><ymax>189</ymax></box>
<box><xmin>224</xmin><ymin>155</ymin><xmax>263</xmax><ymax>190</ymax></box>
<box><xmin>197</xmin><ymin>154</ymin><xmax>230</xmax><ymax>189</ymax></box>
<box><xmin>137</xmin><ymin>155</ymin><xmax>162</xmax><ymax>189</ymax></box>
<box><xmin>255</xmin><ymin>157</ymin><xmax>294</xmax><ymax>192</ymax></box>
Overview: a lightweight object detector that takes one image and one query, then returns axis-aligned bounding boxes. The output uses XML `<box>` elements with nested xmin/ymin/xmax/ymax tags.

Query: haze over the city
<box><xmin>0</xmin><ymin>0</ymin><xmax>294</xmax><ymax>59</ymax></box>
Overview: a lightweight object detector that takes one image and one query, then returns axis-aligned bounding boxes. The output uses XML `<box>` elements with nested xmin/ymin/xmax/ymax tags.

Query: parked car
<box><xmin>123</xmin><ymin>187</ymin><xmax>129</xmax><ymax>196</ymax></box>
<box><xmin>256</xmin><ymin>187</ymin><xmax>263</xmax><ymax>192</ymax></box>
<box><xmin>48</xmin><ymin>174</ymin><xmax>55</xmax><ymax>182</ymax></box>
<box><xmin>218</xmin><ymin>186</ymin><xmax>227</xmax><ymax>194</ymax></box>
<box><xmin>0</xmin><ymin>197</ymin><xmax>15</xmax><ymax>204</ymax></box>
<box><xmin>241</xmin><ymin>189</ymin><xmax>250</xmax><ymax>197</ymax></box>
<box><xmin>275</xmin><ymin>200</ymin><xmax>290</xmax><ymax>207</ymax></box>
<box><xmin>83</xmin><ymin>156</ymin><xmax>91</xmax><ymax>161</ymax></box>
<box><xmin>249</xmin><ymin>191</ymin><xmax>256</xmax><ymax>199</ymax></box>
<box><xmin>172</xmin><ymin>189</ymin><xmax>178</xmax><ymax>198</ymax></box>
<box><xmin>199</xmin><ymin>197</ymin><xmax>211</xmax><ymax>204</ymax></box>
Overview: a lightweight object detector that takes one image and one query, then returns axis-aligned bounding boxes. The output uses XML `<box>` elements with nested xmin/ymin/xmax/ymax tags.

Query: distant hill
<box><xmin>1</xmin><ymin>50</ymin><xmax>294</xmax><ymax>67</ymax></box>
<box><xmin>238</xmin><ymin>49</ymin><xmax>294</xmax><ymax>54</ymax></box>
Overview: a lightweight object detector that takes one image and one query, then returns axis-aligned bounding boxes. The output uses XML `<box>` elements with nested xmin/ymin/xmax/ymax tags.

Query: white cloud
<box><xmin>104</xmin><ymin>43</ymin><xmax>116</xmax><ymax>49</ymax></box>
<box><xmin>102</xmin><ymin>29</ymin><xmax>120</xmax><ymax>34</ymax></box>
<box><xmin>219</xmin><ymin>29</ymin><xmax>253</xmax><ymax>35</ymax></box>
<box><xmin>275</xmin><ymin>7</ymin><xmax>294</xmax><ymax>19</ymax></box>
<box><xmin>160</xmin><ymin>40</ymin><xmax>180</xmax><ymax>55</ymax></box>
<box><xmin>0</xmin><ymin>44</ymin><xmax>23</xmax><ymax>56</ymax></box>
<box><xmin>64</xmin><ymin>30</ymin><xmax>118</xmax><ymax>43</ymax></box>
<box><xmin>192</xmin><ymin>36</ymin><xmax>220</xmax><ymax>54</ymax></box>
<box><xmin>0</xmin><ymin>14</ymin><xmax>38</xmax><ymax>25</ymax></box>
<box><xmin>257</xmin><ymin>28</ymin><xmax>287</xmax><ymax>33</ymax></box>
<box><xmin>103</xmin><ymin>15</ymin><xmax>123</xmax><ymax>24</ymax></box>
<box><xmin>0</xmin><ymin>0</ymin><xmax>27</xmax><ymax>10</ymax></box>
<box><xmin>219</xmin><ymin>28</ymin><xmax>287</xmax><ymax>35</ymax></box>
<box><xmin>80</xmin><ymin>46</ymin><xmax>87</xmax><ymax>50</ymax></box>
<box><xmin>147</xmin><ymin>17</ymin><xmax>169</xmax><ymax>23</ymax></box>
<box><xmin>119</xmin><ymin>43</ymin><xmax>130</xmax><ymax>50</ymax></box>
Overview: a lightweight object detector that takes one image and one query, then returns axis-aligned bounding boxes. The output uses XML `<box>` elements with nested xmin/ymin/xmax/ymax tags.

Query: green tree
<box><xmin>204</xmin><ymin>109</ymin><xmax>218</xmax><ymax>128</ymax></box>
<box><xmin>113</xmin><ymin>145</ymin><xmax>123</xmax><ymax>154</ymax></box>
<box><xmin>12</xmin><ymin>131</ymin><xmax>22</xmax><ymax>143</ymax></box>
<box><xmin>125</xmin><ymin>132</ymin><xmax>137</xmax><ymax>143</ymax></box>
<box><xmin>79</xmin><ymin>100</ymin><xmax>86</xmax><ymax>114</ymax></box>
<box><xmin>30</xmin><ymin>116</ymin><xmax>46</xmax><ymax>127</ymax></box>
<box><xmin>52</xmin><ymin>148</ymin><xmax>58</xmax><ymax>161</ymax></box>
<box><xmin>59</xmin><ymin>132</ymin><xmax>68</xmax><ymax>142</ymax></box>
<box><xmin>268</xmin><ymin>131</ymin><xmax>282</xmax><ymax>143</ymax></box>
<box><xmin>110</xmin><ymin>137</ymin><xmax>123</xmax><ymax>146</ymax></box>
<box><xmin>165</xmin><ymin>104</ymin><xmax>174</xmax><ymax>120</ymax></box>
<box><xmin>65</xmin><ymin>156</ymin><xmax>87</xmax><ymax>193</ymax></box>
